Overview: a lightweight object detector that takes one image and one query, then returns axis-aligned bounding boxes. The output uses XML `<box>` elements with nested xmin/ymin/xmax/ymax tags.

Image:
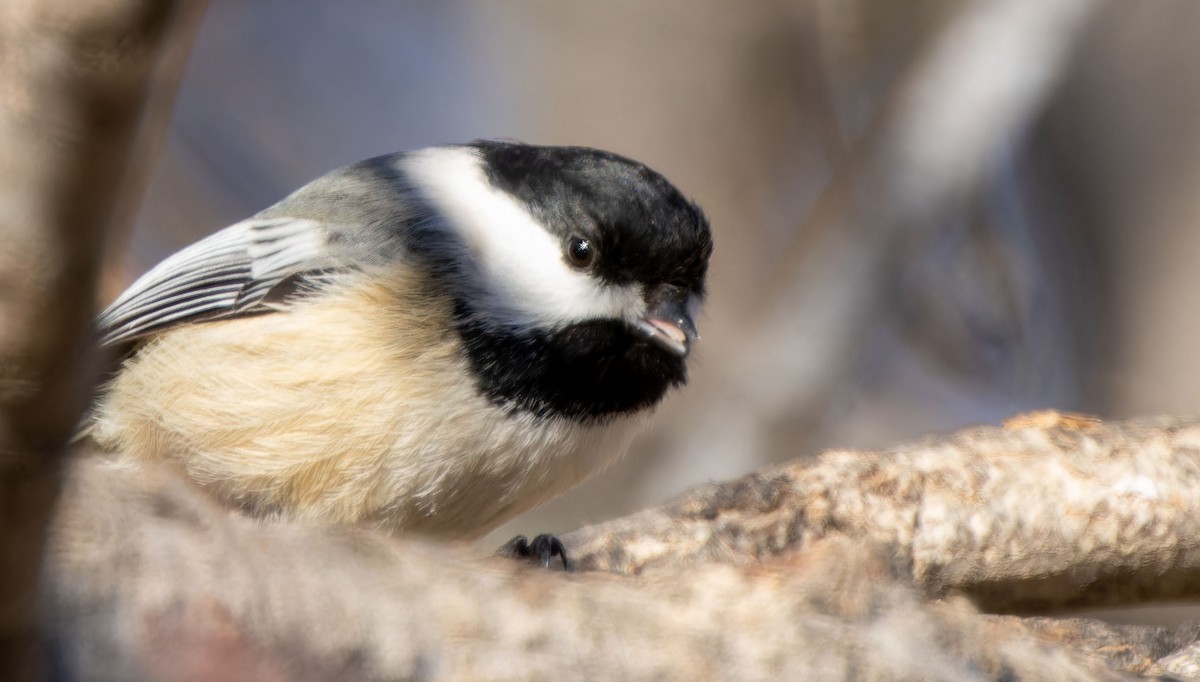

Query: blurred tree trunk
<box><xmin>0</xmin><ymin>0</ymin><xmax>205</xmax><ymax>678</ymax></box>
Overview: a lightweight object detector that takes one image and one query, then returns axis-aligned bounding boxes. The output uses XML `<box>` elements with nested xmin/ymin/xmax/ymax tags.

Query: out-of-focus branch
<box><xmin>0</xmin><ymin>0</ymin><xmax>204</xmax><ymax>677</ymax></box>
<box><xmin>763</xmin><ymin>0</ymin><xmax>1103</xmax><ymax>396</ymax></box>
<box><xmin>655</xmin><ymin>0</ymin><xmax>1105</xmax><ymax>477</ymax></box>
<box><xmin>0</xmin><ymin>0</ymin><xmax>203</xmax><ymax>461</ymax></box>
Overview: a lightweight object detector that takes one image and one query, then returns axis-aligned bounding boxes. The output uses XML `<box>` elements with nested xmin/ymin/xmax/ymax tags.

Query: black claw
<box><xmin>497</xmin><ymin>533</ymin><xmax>571</xmax><ymax>570</ymax></box>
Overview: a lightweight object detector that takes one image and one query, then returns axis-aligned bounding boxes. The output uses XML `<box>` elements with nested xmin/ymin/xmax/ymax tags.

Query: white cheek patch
<box><xmin>403</xmin><ymin>147</ymin><xmax>644</xmax><ymax>329</ymax></box>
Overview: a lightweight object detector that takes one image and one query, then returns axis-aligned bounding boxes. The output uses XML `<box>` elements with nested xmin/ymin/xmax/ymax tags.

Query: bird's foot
<box><xmin>497</xmin><ymin>533</ymin><xmax>571</xmax><ymax>570</ymax></box>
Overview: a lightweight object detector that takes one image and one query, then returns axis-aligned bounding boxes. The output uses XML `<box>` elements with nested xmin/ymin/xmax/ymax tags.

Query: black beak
<box><xmin>633</xmin><ymin>284</ymin><xmax>698</xmax><ymax>358</ymax></box>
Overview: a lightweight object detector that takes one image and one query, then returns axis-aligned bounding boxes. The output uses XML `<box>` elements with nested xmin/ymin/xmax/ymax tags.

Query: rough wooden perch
<box><xmin>42</xmin><ymin>415</ymin><xmax>1200</xmax><ymax>679</ymax></box>
<box><xmin>566</xmin><ymin>412</ymin><xmax>1200</xmax><ymax>613</ymax></box>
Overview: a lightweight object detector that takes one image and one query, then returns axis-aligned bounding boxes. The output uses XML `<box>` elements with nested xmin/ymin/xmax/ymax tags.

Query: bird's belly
<box><xmin>367</xmin><ymin>408</ymin><xmax>643</xmax><ymax>538</ymax></box>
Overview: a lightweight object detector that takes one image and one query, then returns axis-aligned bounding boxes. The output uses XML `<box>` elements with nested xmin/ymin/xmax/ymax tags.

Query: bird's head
<box><xmin>402</xmin><ymin>141</ymin><xmax>712</xmax><ymax>422</ymax></box>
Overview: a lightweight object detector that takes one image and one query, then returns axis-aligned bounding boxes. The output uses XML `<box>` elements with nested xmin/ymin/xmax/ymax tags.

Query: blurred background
<box><xmin>106</xmin><ymin>0</ymin><xmax>1200</xmax><ymax>543</ymax></box>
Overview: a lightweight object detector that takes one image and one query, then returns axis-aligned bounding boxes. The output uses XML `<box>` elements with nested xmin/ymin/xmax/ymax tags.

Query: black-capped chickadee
<box><xmin>89</xmin><ymin>141</ymin><xmax>712</xmax><ymax>541</ymax></box>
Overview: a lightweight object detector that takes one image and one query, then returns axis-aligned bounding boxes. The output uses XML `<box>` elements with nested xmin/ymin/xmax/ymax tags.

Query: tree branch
<box><xmin>567</xmin><ymin>412</ymin><xmax>1200</xmax><ymax>613</ymax></box>
<box><xmin>46</xmin><ymin>413</ymin><xmax>1200</xmax><ymax>680</ymax></box>
<box><xmin>46</xmin><ymin>452</ymin><xmax>1131</xmax><ymax>681</ymax></box>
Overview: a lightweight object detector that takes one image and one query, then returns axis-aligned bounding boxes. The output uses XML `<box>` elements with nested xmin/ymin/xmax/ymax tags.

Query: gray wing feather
<box><xmin>98</xmin><ymin>217</ymin><xmax>333</xmax><ymax>347</ymax></box>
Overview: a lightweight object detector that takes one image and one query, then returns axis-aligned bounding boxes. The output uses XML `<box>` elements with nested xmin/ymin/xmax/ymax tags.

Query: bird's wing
<box><xmin>98</xmin><ymin>217</ymin><xmax>337</xmax><ymax>347</ymax></box>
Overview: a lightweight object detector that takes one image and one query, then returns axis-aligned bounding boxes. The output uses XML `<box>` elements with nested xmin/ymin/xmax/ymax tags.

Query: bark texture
<box><xmin>43</xmin><ymin>414</ymin><xmax>1200</xmax><ymax>680</ymax></box>
<box><xmin>566</xmin><ymin>412</ymin><xmax>1200</xmax><ymax>613</ymax></box>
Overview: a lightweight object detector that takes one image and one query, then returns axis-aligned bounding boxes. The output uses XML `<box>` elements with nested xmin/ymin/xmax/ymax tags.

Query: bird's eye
<box><xmin>565</xmin><ymin>235</ymin><xmax>596</xmax><ymax>269</ymax></box>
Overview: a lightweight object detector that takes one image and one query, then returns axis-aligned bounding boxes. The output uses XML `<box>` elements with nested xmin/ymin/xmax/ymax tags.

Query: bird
<box><xmin>87</xmin><ymin>140</ymin><xmax>712</xmax><ymax>547</ymax></box>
